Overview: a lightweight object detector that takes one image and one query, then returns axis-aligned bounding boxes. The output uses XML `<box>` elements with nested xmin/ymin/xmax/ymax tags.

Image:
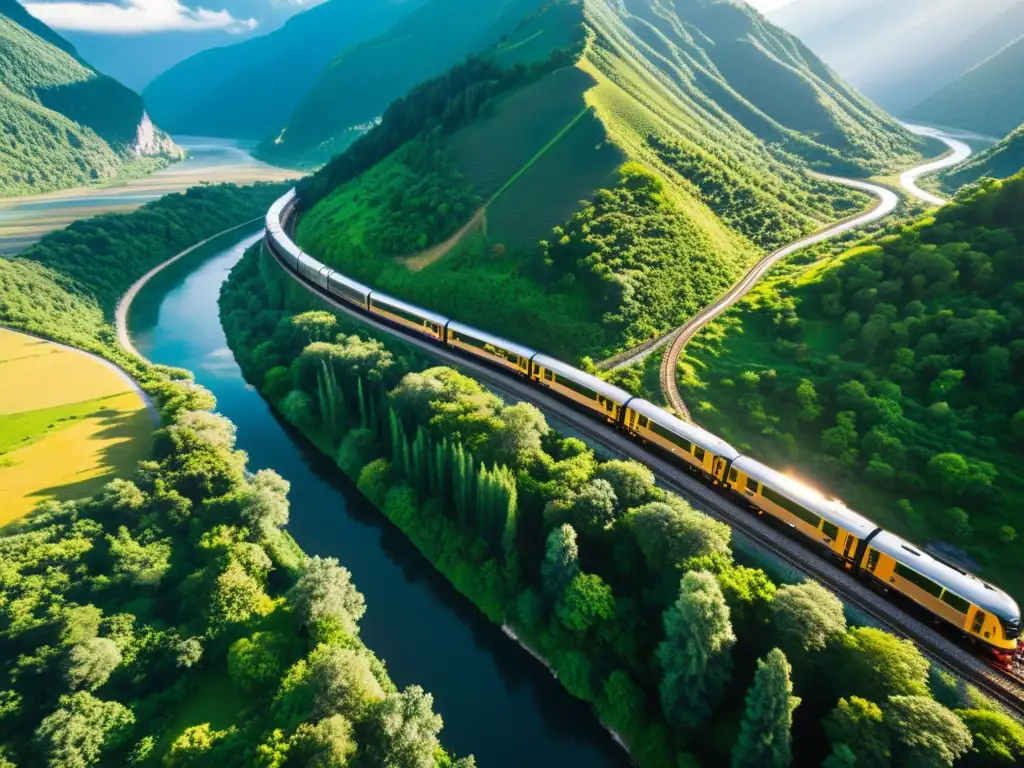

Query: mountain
<box><xmin>939</xmin><ymin>125</ymin><xmax>1024</xmax><ymax>191</ymax></box>
<box><xmin>0</xmin><ymin>0</ymin><xmax>180</xmax><ymax>197</ymax></box>
<box><xmin>909</xmin><ymin>35</ymin><xmax>1024</xmax><ymax>137</ymax></box>
<box><xmin>256</xmin><ymin>0</ymin><xmax>561</xmax><ymax>167</ymax></box>
<box><xmin>143</xmin><ymin>0</ymin><xmax>423</xmax><ymax>140</ymax></box>
<box><xmin>292</xmin><ymin>0</ymin><xmax>924</xmax><ymax>361</ymax></box>
<box><xmin>768</xmin><ymin>0</ymin><xmax>1023</xmax><ymax>113</ymax></box>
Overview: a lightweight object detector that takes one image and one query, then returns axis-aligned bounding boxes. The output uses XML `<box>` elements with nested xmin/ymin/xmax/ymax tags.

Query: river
<box><xmin>127</xmin><ymin>230</ymin><xmax>630</xmax><ymax>767</ymax></box>
<box><xmin>0</xmin><ymin>137</ymin><xmax>296</xmax><ymax>255</ymax></box>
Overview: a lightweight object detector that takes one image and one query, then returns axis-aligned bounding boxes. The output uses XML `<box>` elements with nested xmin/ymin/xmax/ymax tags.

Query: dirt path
<box><xmin>399</xmin><ymin>207</ymin><xmax>486</xmax><ymax>272</ymax></box>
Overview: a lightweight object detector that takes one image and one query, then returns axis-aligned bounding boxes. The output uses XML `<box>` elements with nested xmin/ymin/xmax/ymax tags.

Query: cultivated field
<box><xmin>0</xmin><ymin>329</ymin><xmax>153</xmax><ymax>525</ymax></box>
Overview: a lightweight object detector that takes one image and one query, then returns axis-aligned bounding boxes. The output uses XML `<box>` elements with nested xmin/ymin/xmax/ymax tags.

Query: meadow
<box><xmin>0</xmin><ymin>328</ymin><xmax>152</xmax><ymax>524</ymax></box>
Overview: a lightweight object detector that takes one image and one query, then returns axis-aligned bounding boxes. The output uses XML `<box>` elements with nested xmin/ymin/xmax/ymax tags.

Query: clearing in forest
<box><xmin>0</xmin><ymin>329</ymin><xmax>153</xmax><ymax>525</ymax></box>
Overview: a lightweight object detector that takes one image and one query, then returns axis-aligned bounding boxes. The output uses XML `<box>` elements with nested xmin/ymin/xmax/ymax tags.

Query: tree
<box><xmin>34</xmin><ymin>692</ymin><xmax>134</xmax><ymax>768</ymax></box>
<box><xmin>998</xmin><ymin>525</ymin><xmax>1017</xmax><ymax>544</ymax></box>
<box><xmin>290</xmin><ymin>556</ymin><xmax>367</xmax><ymax>636</ymax></box>
<box><xmin>174</xmin><ymin>637</ymin><xmax>203</xmax><ymax>669</ymax></box>
<box><xmin>823</xmin><ymin>744</ymin><xmax>858</xmax><ymax>768</ymax></box>
<box><xmin>940</xmin><ymin>507</ymin><xmax>972</xmax><ymax>542</ymax></box>
<box><xmin>290</xmin><ymin>715</ymin><xmax>356</xmax><ymax>767</ymax></box>
<box><xmin>770</xmin><ymin>581</ymin><xmax>846</xmax><ymax>654</ymax></box>
<box><xmin>490</xmin><ymin>402</ymin><xmax>547</xmax><ymax>466</ymax></box>
<box><xmin>211</xmin><ymin>561</ymin><xmax>274</xmax><ymax>627</ymax></box>
<box><xmin>955</xmin><ymin>708</ymin><xmax>1024</xmax><ymax>766</ymax></box>
<box><xmin>658</xmin><ymin>571</ymin><xmax>736</xmax><ymax>728</ymax></box>
<box><xmin>237</xmin><ymin>470</ymin><xmax>290</xmax><ymax>537</ymax></box>
<box><xmin>556</xmin><ymin>572</ymin><xmax>615</xmax><ymax>633</ymax></box>
<box><xmin>364</xmin><ymin>686</ymin><xmax>443</xmax><ymax>768</ymax></box>
<box><xmin>602</xmin><ymin>670</ymin><xmax>644</xmax><ymax>732</ymax></box>
<box><xmin>282</xmin><ymin>390</ymin><xmax>315</xmax><ymax>429</ymax></box>
<box><xmin>731</xmin><ymin>648</ymin><xmax>800</xmax><ymax>768</ymax></box>
<box><xmin>107</xmin><ymin>527</ymin><xmax>171</xmax><ymax>587</ymax></box>
<box><xmin>596</xmin><ymin>460</ymin><xmax>655</xmax><ymax>509</ymax></box>
<box><xmin>541</xmin><ymin>524</ymin><xmax>580</xmax><ymax>599</ymax></box>
<box><xmin>823</xmin><ymin>696</ymin><xmax>890</xmax><ymax>768</ymax></box>
<box><xmin>228</xmin><ymin>632</ymin><xmax>291</xmax><ymax>693</ymax></box>
<box><xmin>164</xmin><ymin>724</ymin><xmax>229</xmax><ymax>767</ymax></box>
<box><xmin>570</xmin><ymin>479</ymin><xmax>619</xmax><ymax>534</ymax></box>
<box><xmin>65</xmin><ymin>637</ymin><xmax>122</xmax><ymax>691</ymax></box>
<box><xmin>884</xmin><ymin>696</ymin><xmax>972</xmax><ymax>768</ymax></box>
<box><xmin>632</xmin><ymin>501</ymin><xmax>732</xmax><ymax>573</ymax></box>
<box><xmin>842</xmin><ymin>627</ymin><xmax>929</xmax><ymax>702</ymax></box>
<box><xmin>307</xmin><ymin>645</ymin><xmax>385</xmax><ymax>720</ymax></box>
<box><xmin>60</xmin><ymin>605</ymin><xmax>102</xmax><ymax>646</ymax></box>
<box><xmin>795</xmin><ymin>379</ymin><xmax>822</xmax><ymax>423</ymax></box>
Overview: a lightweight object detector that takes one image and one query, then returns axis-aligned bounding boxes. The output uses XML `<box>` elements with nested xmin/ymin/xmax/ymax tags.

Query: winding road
<box><xmin>603</xmin><ymin>126</ymin><xmax>974</xmax><ymax>419</ymax></box>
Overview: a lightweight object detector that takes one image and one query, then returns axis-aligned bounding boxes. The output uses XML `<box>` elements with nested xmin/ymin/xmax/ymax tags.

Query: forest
<box><xmin>0</xmin><ymin>186</ymin><xmax>469</xmax><ymax>768</ymax></box>
<box><xmin>220</xmin><ymin>241</ymin><xmax>1024</xmax><ymax>768</ymax></box>
<box><xmin>680</xmin><ymin>171</ymin><xmax>1024</xmax><ymax>600</ymax></box>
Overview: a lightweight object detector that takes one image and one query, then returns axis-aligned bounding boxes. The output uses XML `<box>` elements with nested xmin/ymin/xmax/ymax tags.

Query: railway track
<box><xmin>263</xmin><ymin>234</ymin><xmax>1024</xmax><ymax>718</ymax></box>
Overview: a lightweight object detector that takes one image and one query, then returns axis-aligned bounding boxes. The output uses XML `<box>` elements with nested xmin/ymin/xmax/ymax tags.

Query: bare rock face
<box><xmin>128</xmin><ymin>113</ymin><xmax>184</xmax><ymax>160</ymax></box>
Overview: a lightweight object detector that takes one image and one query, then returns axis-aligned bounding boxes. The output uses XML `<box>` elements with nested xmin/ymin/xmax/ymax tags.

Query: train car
<box><xmin>369</xmin><ymin>292</ymin><xmax>448</xmax><ymax>342</ymax></box>
<box><xmin>327</xmin><ymin>271</ymin><xmax>371</xmax><ymax>310</ymax></box>
<box><xmin>860</xmin><ymin>530</ymin><xmax>1021</xmax><ymax>653</ymax></box>
<box><xmin>624</xmin><ymin>399</ymin><xmax>740</xmax><ymax>483</ymax></box>
<box><xmin>728</xmin><ymin>456</ymin><xmax>881</xmax><ymax>563</ymax></box>
<box><xmin>296</xmin><ymin>253</ymin><xmax>328</xmax><ymax>286</ymax></box>
<box><xmin>447</xmin><ymin>321</ymin><xmax>535</xmax><ymax>376</ymax></box>
<box><xmin>530</xmin><ymin>354</ymin><xmax>633</xmax><ymax>425</ymax></box>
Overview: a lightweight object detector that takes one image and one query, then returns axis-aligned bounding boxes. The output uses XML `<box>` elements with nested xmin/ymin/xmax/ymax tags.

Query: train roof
<box><xmin>732</xmin><ymin>456</ymin><xmax>880</xmax><ymax>539</ymax></box>
<box><xmin>447</xmin><ymin>321</ymin><xmax>537</xmax><ymax>361</ymax></box>
<box><xmin>868</xmin><ymin>530</ymin><xmax>1020</xmax><ymax>620</ymax></box>
<box><xmin>328</xmin><ymin>270</ymin><xmax>372</xmax><ymax>297</ymax></box>
<box><xmin>370</xmin><ymin>291</ymin><xmax>450</xmax><ymax>327</ymax></box>
<box><xmin>627</xmin><ymin>399</ymin><xmax>740</xmax><ymax>460</ymax></box>
<box><xmin>532</xmin><ymin>354</ymin><xmax>634</xmax><ymax>405</ymax></box>
<box><xmin>297</xmin><ymin>251</ymin><xmax>327</xmax><ymax>272</ymax></box>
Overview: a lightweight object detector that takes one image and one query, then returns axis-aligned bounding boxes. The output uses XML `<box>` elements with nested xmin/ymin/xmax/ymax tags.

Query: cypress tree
<box><xmin>389</xmin><ymin>408</ymin><xmax>406</xmax><ymax>479</ymax></box>
<box><xmin>731</xmin><ymin>648</ymin><xmax>800</xmax><ymax>768</ymax></box>
<box><xmin>412</xmin><ymin>429</ymin><xmax>429</xmax><ymax>493</ymax></box>
<box><xmin>357</xmin><ymin>377</ymin><xmax>368</xmax><ymax>429</ymax></box>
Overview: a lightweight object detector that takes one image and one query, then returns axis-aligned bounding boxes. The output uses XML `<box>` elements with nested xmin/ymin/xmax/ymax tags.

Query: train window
<box><xmin>745</xmin><ymin>477</ymin><xmax>759</xmax><ymax>493</ymax></box>
<box><xmin>822</xmin><ymin>521</ymin><xmax>839</xmax><ymax>541</ymax></box>
<box><xmin>893</xmin><ymin>562</ymin><xmax>943</xmax><ymax>598</ymax></box>
<box><xmin>940</xmin><ymin>590</ymin><xmax>970</xmax><ymax>614</ymax></box>
<box><xmin>544</xmin><ymin>369</ymin><xmax>554</xmax><ymax>382</ymax></box>
<box><xmin>638</xmin><ymin>416</ymin><xmax>649</xmax><ymax>428</ymax></box>
<box><xmin>761</xmin><ymin>485</ymin><xmax>822</xmax><ymax>528</ymax></box>
<box><xmin>693</xmin><ymin>446</ymin><xmax>706</xmax><ymax>462</ymax></box>
<box><xmin>866</xmin><ymin>549</ymin><xmax>880</xmax><ymax>572</ymax></box>
<box><xmin>729</xmin><ymin>469</ymin><xmax>738</xmax><ymax>482</ymax></box>
<box><xmin>972</xmin><ymin>610</ymin><xmax>986</xmax><ymax>634</ymax></box>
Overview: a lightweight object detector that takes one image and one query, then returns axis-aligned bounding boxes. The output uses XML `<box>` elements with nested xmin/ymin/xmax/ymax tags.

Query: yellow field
<box><xmin>0</xmin><ymin>330</ymin><xmax>153</xmax><ymax>525</ymax></box>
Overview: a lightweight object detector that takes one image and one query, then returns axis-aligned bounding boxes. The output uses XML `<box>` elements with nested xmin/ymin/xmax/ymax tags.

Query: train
<box><xmin>265</xmin><ymin>189</ymin><xmax>1022</xmax><ymax>664</ymax></box>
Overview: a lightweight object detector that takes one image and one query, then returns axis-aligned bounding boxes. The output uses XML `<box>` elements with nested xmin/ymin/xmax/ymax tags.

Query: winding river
<box><xmin>127</xmin><ymin>230</ymin><xmax>630</xmax><ymax>767</ymax></box>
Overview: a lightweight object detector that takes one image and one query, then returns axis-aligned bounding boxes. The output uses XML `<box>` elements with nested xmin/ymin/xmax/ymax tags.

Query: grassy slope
<box><xmin>679</xmin><ymin>172</ymin><xmax>1024</xmax><ymax>599</ymax></box>
<box><xmin>297</xmin><ymin>0</ymin><xmax>920</xmax><ymax>361</ymax></box>
<box><xmin>143</xmin><ymin>0</ymin><xmax>423</xmax><ymax>139</ymax></box>
<box><xmin>939</xmin><ymin>124</ymin><xmax>1024</xmax><ymax>192</ymax></box>
<box><xmin>911</xmin><ymin>34</ymin><xmax>1024</xmax><ymax>137</ymax></box>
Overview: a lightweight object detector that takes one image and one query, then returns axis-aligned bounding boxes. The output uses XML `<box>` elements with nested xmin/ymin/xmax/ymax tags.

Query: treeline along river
<box><xmin>126</xmin><ymin>229</ymin><xmax>631</xmax><ymax>767</ymax></box>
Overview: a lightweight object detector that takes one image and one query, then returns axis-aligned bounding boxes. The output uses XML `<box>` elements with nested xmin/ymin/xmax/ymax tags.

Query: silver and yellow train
<box><xmin>265</xmin><ymin>189</ymin><xmax>1022</xmax><ymax>662</ymax></box>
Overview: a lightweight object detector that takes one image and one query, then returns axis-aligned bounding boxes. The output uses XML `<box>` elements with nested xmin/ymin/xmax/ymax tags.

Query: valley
<box><xmin>2</xmin><ymin>0</ymin><xmax>1023</xmax><ymax>765</ymax></box>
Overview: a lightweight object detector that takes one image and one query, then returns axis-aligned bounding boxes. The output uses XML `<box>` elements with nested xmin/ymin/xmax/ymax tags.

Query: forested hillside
<box><xmin>769</xmin><ymin>0</ymin><xmax>1023</xmax><ymax>112</ymax></box>
<box><xmin>143</xmin><ymin>0</ymin><xmax>422</xmax><ymax>140</ymax></box>
<box><xmin>680</xmin><ymin>171</ymin><xmax>1024</xmax><ymax>599</ymax></box>
<box><xmin>910</xmin><ymin>35</ymin><xmax>1024</xmax><ymax>137</ymax></box>
<box><xmin>939</xmin><ymin>124</ymin><xmax>1024</xmax><ymax>191</ymax></box>
<box><xmin>0</xmin><ymin>0</ymin><xmax>180</xmax><ymax>197</ymax></box>
<box><xmin>294</xmin><ymin>0</ymin><xmax>921</xmax><ymax>360</ymax></box>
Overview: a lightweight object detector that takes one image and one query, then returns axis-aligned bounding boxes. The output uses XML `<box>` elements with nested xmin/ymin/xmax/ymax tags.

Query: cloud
<box><xmin>22</xmin><ymin>0</ymin><xmax>258</xmax><ymax>34</ymax></box>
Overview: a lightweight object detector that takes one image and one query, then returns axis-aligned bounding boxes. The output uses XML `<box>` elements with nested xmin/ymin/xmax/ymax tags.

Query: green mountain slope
<box><xmin>939</xmin><ymin>125</ymin><xmax>1024</xmax><ymax>191</ymax></box>
<box><xmin>0</xmin><ymin>3</ymin><xmax>180</xmax><ymax>197</ymax></box>
<box><xmin>143</xmin><ymin>0</ymin><xmax>423</xmax><ymax>140</ymax></box>
<box><xmin>257</xmin><ymin>0</ymin><xmax>561</xmax><ymax>167</ymax></box>
<box><xmin>293</xmin><ymin>0</ymin><xmax>922</xmax><ymax>360</ymax></box>
<box><xmin>0</xmin><ymin>0</ymin><xmax>78</xmax><ymax>56</ymax></box>
<box><xmin>910</xmin><ymin>35</ymin><xmax>1024</xmax><ymax>136</ymax></box>
<box><xmin>679</xmin><ymin>171</ymin><xmax>1024</xmax><ymax>597</ymax></box>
